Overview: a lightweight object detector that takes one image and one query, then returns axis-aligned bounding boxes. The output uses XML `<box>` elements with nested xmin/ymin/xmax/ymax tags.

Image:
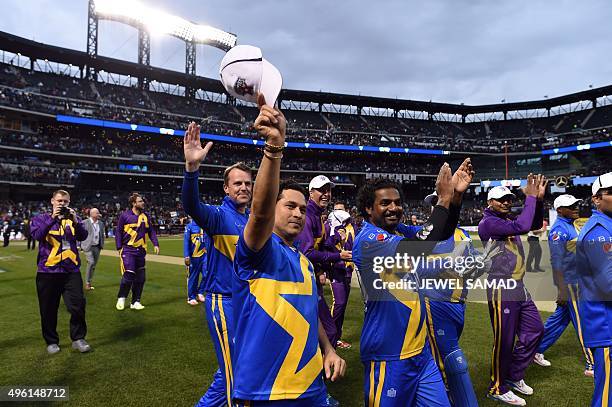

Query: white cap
<box><xmin>219</xmin><ymin>45</ymin><xmax>282</xmax><ymax>107</ymax></box>
<box><xmin>553</xmin><ymin>194</ymin><xmax>581</xmax><ymax>210</ymax></box>
<box><xmin>309</xmin><ymin>175</ymin><xmax>335</xmax><ymax>191</ymax></box>
<box><xmin>423</xmin><ymin>191</ymin><xmax>437</xmax><ymax>207</ymax></box>
<box><xmin>487</xmin><ymin>186</ymin><xmax>515</xmax><ymax>201</ymax></box>
<box><xmin>592</xmin><ymin>172</ymin><xmax>612</xmax><ymax>195</ymax></box>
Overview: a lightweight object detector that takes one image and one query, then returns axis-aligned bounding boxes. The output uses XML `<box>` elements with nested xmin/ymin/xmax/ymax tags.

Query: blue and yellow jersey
<box><xmin>419</xmin><ymin>227</ymin><xmax>475</xmax><ymax>303</ymax></box>
<box><xmin>183</xmin><ymin>220</ymin><xmax>209</xmax><ymax>259</ymax></box>
<box><xmin>183</xmin><ymin>187</ymin><xmax>249</xmax><ymax>295</ymax></box>
<box><xmin>549</xmin><ymin>216</ymin><xmax>580</xmax><ymax>284</ymax></box>
<box><xmin>577</xmin><ymin>210</ymin><xmax>612</xmax><ymax>348</ymax></box>
<box><xmin>232</xmin><ymin>233</ymin><xmax>324</xmax><ymax>401</ymax></box>
<box><xmin>354</xmin><ymin>221</ymin><xmax>428</xmax><ymax>362</ymax></box>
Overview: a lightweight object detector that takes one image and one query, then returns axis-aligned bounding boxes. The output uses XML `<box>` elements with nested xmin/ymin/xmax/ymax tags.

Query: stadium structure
<box><xmin>0</xmin><ymin>0</ymin><xmax>610</xmax><ymax>233</ymax></box>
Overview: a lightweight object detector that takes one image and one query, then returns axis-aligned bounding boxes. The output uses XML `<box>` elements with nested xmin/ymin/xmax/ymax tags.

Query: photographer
<box><xmin>30</xmin><ymin>190</ymin><xmax>91</xmax><ymax>355</ymax></box>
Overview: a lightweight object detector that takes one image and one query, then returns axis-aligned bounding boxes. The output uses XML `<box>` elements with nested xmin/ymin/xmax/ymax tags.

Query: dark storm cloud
<box><xmin>2</xmin><ymin>0</ymin><xmax>611</xmax><ymax>104</ymax></box>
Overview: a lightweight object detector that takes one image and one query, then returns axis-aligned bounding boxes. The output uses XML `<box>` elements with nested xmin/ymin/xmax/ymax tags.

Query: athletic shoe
<box><xmin>533</xmin><ymin>353</ymin><xmax>551</xmax><ymax>367</ymax></box>
<box><xmin>336</xmin><ymin>340</ymin><xmax>352</xmax><ymax>350</ymax></box>
<box><xmin>585</xmin><ymin>368</ymin><xmax>594</xmax><ymax>378</ymax></box>
<box><xmin>187</xmin><ymin>299</ymin><xmax>199</xmax><ymax>306</ymax></box>
<box><xmin>85</xmin><ymin>283</ymin><xmax>94</xmax><ymax>290</ymax></box>
<box><xmin>487</xmin><ymin>390</ymin><xmax>526</xmax><ymax>406</ymax></box>
<box><xmin>47</xmin><ymin>344</ymin><xmax>60</xmax><ymax>355</ymax></box>
<box><xmin>130</xmin><ymin>302</ymin><xmax>145</xmax><ymax>310</ymax></box>
<box><xmin>116</xmin><ymin>297</ymin><xmax>126</xmax><ymax>311</ymax></box>
<box><xmin>197</xmin><ymin>294</ymin><xmax>206</xmax><ymax>302</ymax></box>
<box><xmin>325</xmin><ymin>394</ymin><xmax>340</xmax><ymax>407</ymax></box>
<box><xmin>507</xmin><ymin>379</ymin><xmax>534</xmax><ymax>396</ymax></box>
<box><xmin>72</xmin><ymin>339</ymin><xmax>92</xmax><ymax>353</ymax></box>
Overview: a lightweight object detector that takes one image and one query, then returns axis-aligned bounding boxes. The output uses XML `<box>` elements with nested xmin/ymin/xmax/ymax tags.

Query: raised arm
<box><xmin>181</xmin><ymin>122</ymin><xmax>220</xmax><ymax>232</ymax></box>
<box><xmin>243</xmin><ymin>94</ymin><xmax>286</xmax><ymax>252</ymax></box>
<box><xmin>442</xmin><ymin>158</ymin><xmax>475</xmax><ymax>239</ymax></box>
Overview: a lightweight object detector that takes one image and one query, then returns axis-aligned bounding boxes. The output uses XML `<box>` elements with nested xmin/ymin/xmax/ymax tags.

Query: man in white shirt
<box><xmin>81</xmin><ymin>208</ymin><xmax>105</xmax><ymax>290</ymax></box>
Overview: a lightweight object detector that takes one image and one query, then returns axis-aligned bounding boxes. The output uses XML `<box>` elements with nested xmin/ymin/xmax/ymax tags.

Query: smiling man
<box><xmin>295</xmin><ymin>175</ymin><xmax>352</xmax><ymax>354</ymax></box>
<box><xmin>182</xmin><ymin>122</ymin><xmax>253</xmax><ymax>407</ymax></box>
<box><xmin>478</xmin><ymin>176</ymin><xmax>547</xmax><ymax>406</ymax></box>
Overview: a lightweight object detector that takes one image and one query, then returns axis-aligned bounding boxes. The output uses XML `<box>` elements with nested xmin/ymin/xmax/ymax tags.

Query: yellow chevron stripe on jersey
<box><xmin>248</xmin><ymin>253</ymin><xmax>323</xmax><ymax>399</ymax></box>
<box><xmin>213</xmin><ymin>234</ymin><xmax>239</xmax><ymax>261</ymax></box>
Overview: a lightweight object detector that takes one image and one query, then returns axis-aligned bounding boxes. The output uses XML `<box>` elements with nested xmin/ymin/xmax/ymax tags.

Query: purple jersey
<box><xmin>115</xmin><ymin>209</ymin><xmax>159</xmax><ymax>255</ymax></box>
<box><xmin>31</xmin><ymin>213</ymin><xmax>88</xmax><ymax>273</ymax></box>
<box><xmin>478</xmin><ymin>196</ymin><xmax>543</xmax><ymax>283</ymax></box>
<box><xmin>323</xmin><ymin>221</ymin><xmax>355</xmax><ymax>280</ymax></box>
<box><xmin>294</xmin><ymin>200</ymin><xmax>342</xmax><ymax>273</ymax></box>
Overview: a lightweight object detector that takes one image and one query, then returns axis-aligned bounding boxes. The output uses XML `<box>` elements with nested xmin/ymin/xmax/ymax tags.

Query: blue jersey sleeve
<box><xmin>235</xmin><ymin>235</ymin><xmax>275</xmax><ymax>280</ymax></box>
<box><xmin>181</xmin><ymin>170</ymin><xmax>223</xmax><ymax>235</ymax></box>
<box><xmin>583</xmin><ymin>225</ymin><xmax>612</xmax><ymax>296</ymax></box>
<box><xmin>548</xmin><ymin>224</ymin><xmax>569</xmax><ymax>272</ymax></box>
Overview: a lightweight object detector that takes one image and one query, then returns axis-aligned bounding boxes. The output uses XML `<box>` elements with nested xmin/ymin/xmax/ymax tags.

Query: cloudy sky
<box><xmin>1</xmin><ymin>0</ymin><xmax>611</xmax><ymax>104</ymax></box>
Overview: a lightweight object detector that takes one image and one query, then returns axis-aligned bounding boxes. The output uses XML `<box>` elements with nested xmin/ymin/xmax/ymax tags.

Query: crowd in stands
<box><xmin>1</xmin><ymin>63</ymin><xmax>611</xmax><ymax>153</ymax></box>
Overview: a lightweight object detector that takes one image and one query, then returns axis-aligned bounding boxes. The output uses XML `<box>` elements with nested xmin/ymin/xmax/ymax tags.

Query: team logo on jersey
<box><xmin>552</xmin><ymin>232</ymin><xmax>560</xmax><ymax>241</ymax></box>
<box><xmin>376</xmin><ymin>233</ymin><xmax>386</xmax><ymax>241</ymax></box>
<box><xmin>504</xmin><ymin>308</ymin><xmax>510</xmax><ymax>314</ymax></box>
<box><xmin>456</xmin><ymin>355</ymin><xmax>463</xmax><ymax>364</ymax></box>
<box><xmin>437</xmin><ymin>328</ymin><xmax>445</xmax><ymax>336</ymax></box>
<box><xmin>368</xmin><ymin>233</ymin><xmax>376</xmax><ymax>240</ymax></box>
<box><xmin>234</xmin><ymin>77</ymin><xmax>254</xmax><ymax>96</ymax></box>
<box><xmin>386</xmin><ymin>388</ymin><xmax>397</xmax><ymax>398</ymax></box>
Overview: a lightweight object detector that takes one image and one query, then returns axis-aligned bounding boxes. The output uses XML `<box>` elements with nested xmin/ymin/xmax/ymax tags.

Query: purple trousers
<box><xmin>317</xmin><ymin>283</ymin><xmax>339</xmax><ymax>347</ymax></box>
<box><xmin>487</xmin><ymin>285</ymin><xmax>544</xmax><ymax>396</ymax></box>
<box><xmin>330</xmin><ymin>276</ymin><xmax>351</xmax><ymax>340</ymax></box>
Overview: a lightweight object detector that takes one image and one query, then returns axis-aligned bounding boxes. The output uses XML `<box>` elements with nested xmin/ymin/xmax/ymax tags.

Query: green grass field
<box><xmin>0</xmin><ymin>237</ymin><xmax>594</xmax><ymax>406</ymax></box>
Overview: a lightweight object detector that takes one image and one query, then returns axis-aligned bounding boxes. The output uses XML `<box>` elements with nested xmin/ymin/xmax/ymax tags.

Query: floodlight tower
<box><xmin>87</xmin><ymin>0</ymin><xmax>237</xmax><ymax>94</ymax></box>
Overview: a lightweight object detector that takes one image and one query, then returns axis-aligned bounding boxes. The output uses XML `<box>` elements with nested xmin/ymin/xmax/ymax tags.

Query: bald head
<box><xmin>90</xmin><ymin>208</ymin><xmax>101</xmax><ymax>221</ymax></box>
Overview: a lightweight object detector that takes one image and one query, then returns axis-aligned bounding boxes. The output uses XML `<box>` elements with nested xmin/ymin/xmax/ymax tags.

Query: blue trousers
<box><xmin>233</xmin><ymin>388</ymin><xmax>328</xmax><ymax>406</ymax></box>
<box><xmin>187</xmin><ymin>257</ymin><xmax>206</xmax><ymax>300</ymax></box>
<box><xmin>195</xmin><ymin>293</ymin><xmax>234</xmax><ymax>407</ymax></box>
<box><xmin>592</xmin><ymin>347</ymin><xmax>612</xmax><ymax>407</ymax></box>
<box><xmin>364</xmin><ymin>344</ymin><xmax>451</xmax><ymax>407</ymax></box>
<box><xmin>425</xmin><ymin>299</ymin><xmax>477</xmax><ymax>407</ymax></box>
<box><xmin>538</xmin><ymin>284</ymin><xmax>594</xmax><ymax>369</ymax></box>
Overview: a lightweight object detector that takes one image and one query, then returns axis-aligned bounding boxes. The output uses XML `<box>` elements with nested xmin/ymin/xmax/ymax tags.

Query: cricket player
<box><xmin>233</xmin><ymin>93</ymin><xmax>346</xmax><ymax>406</ymax></box>
<box><xmin>576</xmin><ymin>172</ymin><xmax>612</xmax><ymax>407</ymax></box>
<box><xmin>354</xmin><ymin>158</ymin><xmax>471</xmax><ymax>406</ymax></box>
<box><xmin>183</xmin><ymin>218</ymin><xmax>209</xmax><ymax>305</ymax></box>
<box><xmin>182</xmin><ymin>122</ymin><xmax>252</xmax><ymax>407</ymax></box>
<box><xmin>419</xmin><ymin>191</ymin><xmax>483</xmax><ymax>407</ymax></box>
<box><xmin>478</xmin><ymin>175</ymin><xmax>547</xmax><ymax>406</ymax></box>
<box><xmin>323</xmin><ymin>202</ymin><xmax>355</xmax><ymax>350</ymax></box>
<box><xmin>115</xmin><ymin>193</ymin><xmax>159</xmax><ymax>311</ymax></box>
<box><xmin>533</xmin><ymin>194</ymin><xmax>594</xmax><ymax>377</ymax></box>
<box><xmin>295</xmin><ymin>175</ymin><xmax>352</xmax><ymax>350</ymax></box>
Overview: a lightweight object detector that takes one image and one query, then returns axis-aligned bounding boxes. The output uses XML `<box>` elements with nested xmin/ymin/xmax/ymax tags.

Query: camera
<box><xmin>58</xmin><ymin>206</ymin><xmax>71</xmax><ymax>218</ymax></box>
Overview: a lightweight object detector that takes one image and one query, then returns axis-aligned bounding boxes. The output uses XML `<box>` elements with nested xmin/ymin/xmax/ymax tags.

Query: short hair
<box><xmin>277</xmin><ymin>179</ymin><xmax>307</xmax><ymax>202</ymax></box>
<box><xmin>356</xmin><ymin>178</ymin><xmax>404</xmax><ymax>217</ymax></box>
<box><xmin>52</xmin><ymin>189</ymin><xmax>70</xmax><ymax>198</ymax></box>
<box><xmin>223</xmin><ymin>162</ymin><xmax>252</xmax><ymax>185</ymax></box>
<box><xmin>595</xmin><ymin>187</ymin><xmax>612</xmax><ymax>197</ymax></box>
<box><xmin>334</xmin><ymin>201</ymin><xmax>346</xmax><ymax>210</ymax></box>
<box><xmin>128</xmin><ymin>193</ymin><xmax>142</xmax><ymax>207</ymax></box>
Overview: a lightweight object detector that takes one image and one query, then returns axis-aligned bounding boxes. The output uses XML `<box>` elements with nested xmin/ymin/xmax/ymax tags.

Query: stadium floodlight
<box><xmin>93</xmin><ymin>0</ymin><xmax>237</xmax><ymax>50</ymax></box>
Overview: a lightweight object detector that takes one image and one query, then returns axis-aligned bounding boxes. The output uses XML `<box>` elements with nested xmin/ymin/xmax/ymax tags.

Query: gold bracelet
<box><xmin>264</xmin><ymin>142</ymin><xmax>284</xmax><ymax>153</ymax></box>
<box><xmin>263</xmin><ymin>150</ymin><xmax>283</xmax><ymax>160</ymax></box>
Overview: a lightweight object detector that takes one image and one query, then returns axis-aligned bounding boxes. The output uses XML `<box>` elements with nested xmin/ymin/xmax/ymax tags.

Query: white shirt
<box><xmin>91</xmin><ymin>218</ymin><xmax>100</xmax><ymax>245</ymax></box>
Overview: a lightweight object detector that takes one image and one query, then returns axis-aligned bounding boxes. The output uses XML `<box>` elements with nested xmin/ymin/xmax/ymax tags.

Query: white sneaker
<box><xmin>197</xmin><ymin>294</ymin><xmax>205</xmax><ymax>302</ymax></box>
<box><xmin>585</xmin><ymin>368</ymin><xmax>594</xmax><ymax>378</ymax></box>
<box><xmin>507</xmin><ymin>379</ymin><xmax>534</xmax><ymax>396</ymax></box>
<box><xmin>130</xmin><ymin>302</ymin><xmax>145</xmax><ymax>310</ymax></box>
<box><xmin>488</xmin><ymin>390</ymin><xmax>526</xmax><ymax>406</ymax></box>
<box><xmin>533</xmin><ymin>353</ymin><xmax>551</xmax><ymax>367</ymax></box>
<box><xmin>116</xmin><ymin>297</ymin><xmax>126</xmax><ymax>311</ymax></box>
<box><xmin>187</xmin><ymin>299</ymin><xmax>198</xmax><ymax>306</ymax></box>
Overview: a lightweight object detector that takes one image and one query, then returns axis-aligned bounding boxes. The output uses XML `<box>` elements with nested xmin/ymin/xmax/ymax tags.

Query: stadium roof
<box><xmin>2</xmin><ymin>30</ymin><xmax>611</xmax><ymax>116</ymax></box>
